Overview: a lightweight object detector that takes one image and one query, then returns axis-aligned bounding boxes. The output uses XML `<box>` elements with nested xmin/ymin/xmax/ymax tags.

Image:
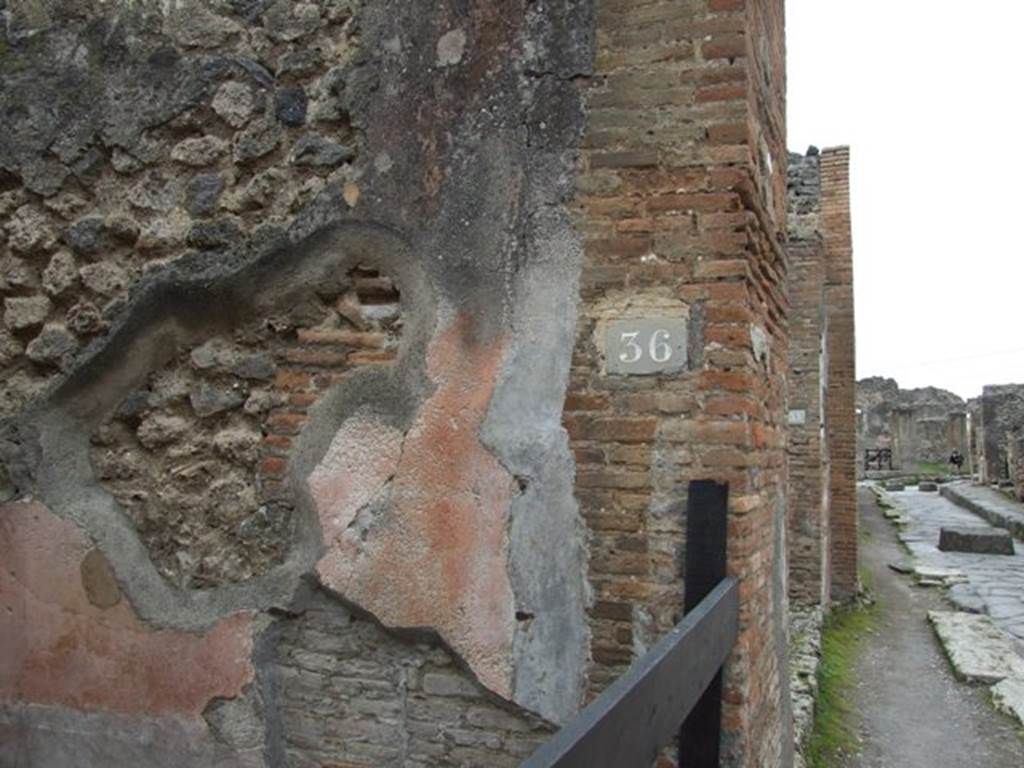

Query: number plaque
<box><xmin>604</xmin><ymin>319</ymin><xmax>688</xmax><ymax>375</ymax></box>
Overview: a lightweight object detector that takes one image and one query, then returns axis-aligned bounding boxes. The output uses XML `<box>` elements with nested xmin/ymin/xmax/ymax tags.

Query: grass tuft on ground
<box><xmin>806</xmin><ymin>589</ymin><xmax>878</xmax><ymax>768</ymax></box>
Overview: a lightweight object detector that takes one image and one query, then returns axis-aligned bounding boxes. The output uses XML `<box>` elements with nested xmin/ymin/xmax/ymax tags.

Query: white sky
<box><xmin>786</xmin><ymin>0</ymin><xmax>1024</xmax><ymax>401</ymax></box>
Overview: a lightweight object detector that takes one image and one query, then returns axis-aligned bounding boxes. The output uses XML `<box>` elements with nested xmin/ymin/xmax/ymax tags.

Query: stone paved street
<box><xmin>885</xmin><ymin>485</ymin><xmax>1024</xmax><ymax>651</ymax></box>
<box><xmin>842</xmin><ymin>488</ymin><xmax>1024</xmax><ymax>768</ymax></box>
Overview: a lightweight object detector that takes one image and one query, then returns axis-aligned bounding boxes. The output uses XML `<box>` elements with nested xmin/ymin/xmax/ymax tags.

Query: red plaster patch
<box><xmin>312</xmin><ymin>313</ymin><xmax>516</xmax><ymax>697</ymax></box>
<box><xmin>0</xmin><ymin>502</ymin><xmax>255</xmax><ymax>717</ymax></box>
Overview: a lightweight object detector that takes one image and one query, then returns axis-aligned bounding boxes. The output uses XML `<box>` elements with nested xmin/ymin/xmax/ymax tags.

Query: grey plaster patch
<box><xmin>481</xmin><ymin>204</ymin><xmax>588</xmax><ymax>725</ymax></box>
<box><xmin>789</xmin><ymin>607</ymin><xmax>823</xmax><ymax>761</ymax></box>
<box><xmin>774</xmin><ymin>485</ymin><xmax>795</xmax><ymax>767</ymax></box>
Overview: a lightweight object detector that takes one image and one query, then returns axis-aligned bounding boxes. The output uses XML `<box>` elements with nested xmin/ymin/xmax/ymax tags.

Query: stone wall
<box><xmin>1</xmin><ymin>1</ymin><xmax>592</xmax><ymax>764</ymax></box>
<box><xmin>977</xmin><ymin>384</ymin><xmax>1024</xmax><ymax>484</ymax></box>
<box><xmin>1009</xmin><ymin>428</ymin><xmax>1024</xmax><ymax>501</ymax></box>
<box><xmin>566</xmin><ymin>1</ymin><xmax>792</xmax><ymax>764</ymax></box>
<box><xmin>856</xmin><ymin>376</ymin><xmax>967</xmax><ymax>471</ymax></box>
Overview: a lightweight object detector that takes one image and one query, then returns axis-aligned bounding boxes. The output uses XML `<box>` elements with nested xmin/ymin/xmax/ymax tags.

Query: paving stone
<box><xmin>928</xmin><ymin>611</ymin><xmax>1024</xmax><ymax>684</ymax></box>
<box><xmin>939</xmin><ymin>526</ymin><xmax>1015</xmax><ymax>555</ymax></box>
<box><xmin>915</xmin><ymin>566</ymin><xmax>968</xmax><ymax>584</ymax></box>
<box><xmin>991</xmin><ymin>677</ymin><xmax>1024</xmax><ymax>726</ymax></box>
<box><xmin>881</xmin><ymin>488</ymin><xmax>1024</xmax><ymax>645</ymax></box>
<box><xmin>948</xmin><ymin>583</ymin><xmax>986</xmax><ymax>614</ymax></box>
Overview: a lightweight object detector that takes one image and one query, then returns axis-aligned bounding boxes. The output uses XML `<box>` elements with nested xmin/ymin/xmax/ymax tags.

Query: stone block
<box><xmin>918</xmin><ymin>481</ymin><xmax>938</xmax><ymax>492</ymax></box>
<box><xmin>938</xmin><ymin>526</ymin><xmax>1015</xmax><ymax>555</ymax></box>
<box><xmin>884</xmin><ymin>481</ymin><xmax>905</xmax><ymax>491</ymax></box>
<box><xmin>991</xmin><ymin>677</ymin><xmax>1024</xmax><ymax>726</ymax></box>
<box><xmin>929</xmin><ymin>611</ymin><xmax>1024</xmax><ymax>684</ymax></box>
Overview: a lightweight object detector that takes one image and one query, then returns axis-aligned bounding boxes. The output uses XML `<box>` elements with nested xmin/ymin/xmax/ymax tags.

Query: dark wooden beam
<box><xmin>520</xmin><ymin>578</ymin><xmax>738</xmax><ymax>768</ymax></box>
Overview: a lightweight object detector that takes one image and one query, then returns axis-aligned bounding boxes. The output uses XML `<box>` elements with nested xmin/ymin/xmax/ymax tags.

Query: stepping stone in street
<box><xmin>884</xmin><ymin>481</ymin><xmax>905</xmax><ymax>491</ymax></box>
<box><xmin>992</xmin><ymin>677</ymin><xmax>1024</xmax><ymax>726</ymax></box>
<box><xmin>919</xmin><ymin>481</ymin><xmax>939</xmax><ymax>492</ymax></box>
<box><xmin>938</xmin><ymin>526</ymin><xmax>1015</xmax><ymax>555</ymax></box>
<box><xmin>928</xmin><ymin>611</ymin><xmax>1024</xmax><ymax>684</ymax></box>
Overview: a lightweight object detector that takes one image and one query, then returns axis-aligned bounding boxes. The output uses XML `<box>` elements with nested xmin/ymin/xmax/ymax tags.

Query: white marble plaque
<box><xmin>604</xmin><ymin>319</ymin><xmax>688</xmax><ymax>375</ymax></box>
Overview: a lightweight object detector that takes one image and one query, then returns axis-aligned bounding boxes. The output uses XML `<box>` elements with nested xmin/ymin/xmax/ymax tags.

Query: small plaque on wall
<box><xmin>787</xmin><ymin>409</ymin><xmax>807</xmax><ymax>426</ymax></box>
<box><xmin>604</xmin><ymin>319</ymin><xmax>688</xmax><ymax>375</ymax></box>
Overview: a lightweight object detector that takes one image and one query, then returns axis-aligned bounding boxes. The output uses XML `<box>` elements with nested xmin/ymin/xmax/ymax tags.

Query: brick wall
<box><xmin>820</xmin><ymin>147</ymin><xmax>857</xmax><ymax>602</ymax></box>
<box><xmin>268</xmin><ymin>587</ymin><xmax>550</xmax><ymax>767</ymax></box>
<box><xmin>785</xmin><ymin>237</ymin><xmax>830</xmax><ymax>608</ymax></box>
<box><xmin>785</xmin><ymin>150</ymin><xmax>831</xmax><ymax>611</ymax></box>
<box><xmin>568</xmin><ymin>1</ymin><xmax>790</xmax><ymax>764</ymax></box>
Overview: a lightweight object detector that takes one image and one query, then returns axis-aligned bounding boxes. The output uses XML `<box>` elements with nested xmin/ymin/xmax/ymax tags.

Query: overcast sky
<box><xmin>785</xmin><ymin>1</ymin><xmax>1024</xmax><ymax>401</ymax></box>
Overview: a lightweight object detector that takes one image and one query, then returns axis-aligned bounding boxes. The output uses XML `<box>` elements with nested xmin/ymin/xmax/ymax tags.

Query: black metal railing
<box><xmin>864</xmin><ymin>448</ymin><xmax>893</xmax><ymax>471</ymax></box>
<box><xmin>522</xmin><ymin>481</ymin><xmax>736</xmax><ymax>768</ymax></box>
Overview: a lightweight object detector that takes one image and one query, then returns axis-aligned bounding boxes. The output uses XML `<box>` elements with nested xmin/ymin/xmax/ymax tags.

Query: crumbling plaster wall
<box><xmin>0</xmin><ymin>0</ymin><xmax>593</xmax><ymax>764</ymax></box>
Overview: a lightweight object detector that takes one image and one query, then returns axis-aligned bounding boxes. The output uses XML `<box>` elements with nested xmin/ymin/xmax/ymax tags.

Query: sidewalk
<box><xmin>941</xmin><ymin>482</ymin><xmax>1024</xmax><ymax>540</ymax></box>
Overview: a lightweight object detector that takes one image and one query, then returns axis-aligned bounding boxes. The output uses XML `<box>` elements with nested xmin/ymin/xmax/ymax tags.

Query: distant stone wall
<box><xmin>978</xmin><ymin>384</ymin><xmax>1024</xmax><ymax>484</ymax></box>
<box><xmin>856</xmin><ymin>376</ymin><xmax>967</xmax><ymax>470</ymax></box>
<box><xmin>1009</xmin><ymin>428</ymin><xmax>1024</xmax><ymax>501</ymax></box>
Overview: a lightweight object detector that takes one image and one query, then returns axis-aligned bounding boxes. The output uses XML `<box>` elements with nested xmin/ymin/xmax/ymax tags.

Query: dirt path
<box><xmin>841</xmin><ymin>487</ymin><xmax>1024</xmax><ymax>767</ymax></box>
